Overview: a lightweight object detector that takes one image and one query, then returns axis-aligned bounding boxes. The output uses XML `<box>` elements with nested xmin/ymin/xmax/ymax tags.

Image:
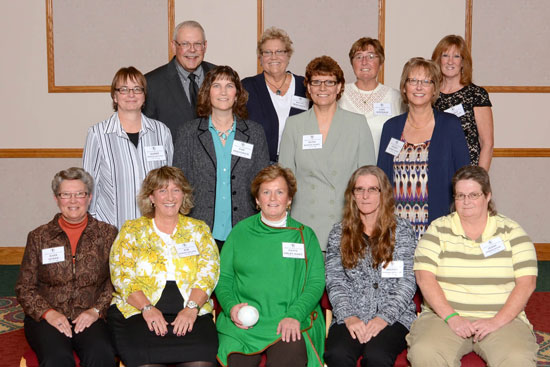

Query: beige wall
<box><xmin>1</xmin><ymin>0</ymin><xmax>548</xmax><ymax>246</ymax></box>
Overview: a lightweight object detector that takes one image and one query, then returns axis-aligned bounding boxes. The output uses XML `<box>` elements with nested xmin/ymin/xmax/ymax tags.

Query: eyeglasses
<box><xmin>57</xmin><ymin>192</ymin><xmax>89</xmax><ymax>200</ymax></box>
<box><xmin>353</xmin><ymin>187</ymin><xmax>381</xmax><ymax>196</ymax></box>
<box><xmin>309</xmin><ymin>79</ymin><xmax>338</xmax><ymax>87</ymax></box>
<box><xmin>174</xmin><ymin>41</ymin><xmax>205</xmax><ymax>51</ymax></box>
<box><xmin>115</xmin><ymin>86</ymin><xmax>144</xmax><ymax>95</ymax></box>
<box><xmin>406</xmin><ymin>78</ymin><xmax>434</xmax><ymax>87</ymax></box>
<box><xmin>260</xmin><ymin>50</ymin><xmax>288</xmax><ymax>57</ymax></box>
<box><xmin>353</xmin><ymin>53</ymin><xmax>380</xmax><ymax>62</ymax></box>
<box><xmin>454</xmin><ymin>192</ymin><xmax>484</xmax><ymax>201</ymax></box>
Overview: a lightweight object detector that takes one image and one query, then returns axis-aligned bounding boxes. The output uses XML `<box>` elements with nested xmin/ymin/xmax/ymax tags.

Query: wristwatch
<box><xmin>141</xmin><ymin>304</ymin><xmax>153</xmax><ymax>312</ymax></box>
<box><xmin>186</xmin><ymin>300</ymin><xmax>199</xmax><ymax>310</ymax></box>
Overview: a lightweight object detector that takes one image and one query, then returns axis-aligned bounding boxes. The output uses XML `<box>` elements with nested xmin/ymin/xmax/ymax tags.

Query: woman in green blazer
<box><xmin>279</xmin><ymin>56</ymin><xmax>376</xmax><ymax>251</ymax></box>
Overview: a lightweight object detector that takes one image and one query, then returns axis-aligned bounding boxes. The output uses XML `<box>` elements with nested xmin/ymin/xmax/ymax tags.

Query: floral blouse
<box><xmin>110</xmin><ymin>214</ymin><xmax>220</xmax><ymax>318</ymax></box>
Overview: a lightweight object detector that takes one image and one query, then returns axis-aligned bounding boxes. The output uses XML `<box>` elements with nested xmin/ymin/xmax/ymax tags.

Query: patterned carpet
<box><xmin>0</xmin><ymin>296</ymin><xmax>24</xmax><ymax>334</ymax></box>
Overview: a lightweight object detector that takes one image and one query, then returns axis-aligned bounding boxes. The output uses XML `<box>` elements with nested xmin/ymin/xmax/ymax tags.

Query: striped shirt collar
<box><xmin>450</xmin><ymin>211</ymin><xmax>496</xmax><ymax>242</ymax></box>
<box><xmin>103</xmin><ymin>112</ymin><xmax>156</xmax><ymax>137</ymax></box>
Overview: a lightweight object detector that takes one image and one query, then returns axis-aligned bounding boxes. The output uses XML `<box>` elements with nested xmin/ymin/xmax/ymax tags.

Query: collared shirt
<box><xmin>208</xmin><ymin>116</ymin><xmax>236</xmax><ymax>241</ymax></box>
<box><xmin>83</xmin><ymin>113</ymin><xmax>174</xmax><ymax>229</ymax></box>
<box><xmin>175</xmin><ymin>61</ymin><xmax>205</xmax><ymax>104</ymax></box>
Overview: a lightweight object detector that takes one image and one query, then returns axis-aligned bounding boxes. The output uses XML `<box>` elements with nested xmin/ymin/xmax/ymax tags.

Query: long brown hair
<box><xmin>341</xmin><ymin>166</ymin><xmax>396</xmax><ymax>269</ymax></box>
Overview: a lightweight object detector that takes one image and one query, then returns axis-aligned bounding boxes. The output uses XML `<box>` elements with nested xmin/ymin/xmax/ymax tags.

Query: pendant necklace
<box><xmin>265</xmin><ymin>73</ymin><xmax>288</xmax><ymax>95</ymax></box>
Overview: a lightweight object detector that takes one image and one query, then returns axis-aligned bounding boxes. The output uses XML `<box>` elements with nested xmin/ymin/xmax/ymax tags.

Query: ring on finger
<box><xmin>152</xmin><ymin>321</ymin><xmax>156</xmax><ymax>324</ymax></box>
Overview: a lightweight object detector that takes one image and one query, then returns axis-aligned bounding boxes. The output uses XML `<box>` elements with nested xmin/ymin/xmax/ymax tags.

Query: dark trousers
<box><xmin>324</xmin><ymin>321</ymin><xmax>408</xmax><ymax>367</ymax></box>
<box><xmin>227</xmin><ymin>338</ymin><xmax>307</xmax><ymax>367</ymax></box>
<box><xmin>24</xmin><ymin>315</ymin><xmax>116</xmax><ymax>367</ymax></box>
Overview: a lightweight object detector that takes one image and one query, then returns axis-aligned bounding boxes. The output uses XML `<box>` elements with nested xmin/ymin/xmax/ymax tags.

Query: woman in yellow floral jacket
<box><xmin>108</xmin><ymin>166</ymin><xmax>220</xmax><ymax>367</ymax></box>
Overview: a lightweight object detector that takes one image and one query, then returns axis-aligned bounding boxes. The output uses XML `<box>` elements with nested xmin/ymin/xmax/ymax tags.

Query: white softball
<box><xmin>238</xmin><ymin>305</ymin><xmax>259</xmax><ymax>327</ymax></box>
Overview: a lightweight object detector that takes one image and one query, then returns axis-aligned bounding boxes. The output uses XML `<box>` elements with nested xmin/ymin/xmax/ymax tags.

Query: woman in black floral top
<box><xmin>432</xmin><ymin>35</ymin><xmax>494</xmax><ymax>170</ymax></box>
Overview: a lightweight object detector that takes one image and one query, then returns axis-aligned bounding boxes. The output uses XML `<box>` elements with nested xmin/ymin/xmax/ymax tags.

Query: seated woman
<box><xmin>216</xmin><ymin>164</ymin><xmax>325</xmax><ymax>367</ymax></box>
<box><xmin>324</xmin><ymin>166</ymin><xmax>417</xmax><ymax>367</ymax></box>
<box><xmin>407</xmin><ymin>165</ymin><xmax>538</xmax><ymax>367</ymax></box>
<box><xmin>108</xmin><ymin>166</ymin><xmax>220</xmax><ymax>367</ymax></box>
<box><xmin>15</xmin><ymin>167</ymin><xmax>117</xmax><ymax>367</ymax></box>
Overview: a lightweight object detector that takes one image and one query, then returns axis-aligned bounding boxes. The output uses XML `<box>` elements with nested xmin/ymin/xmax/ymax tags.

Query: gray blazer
<box><xmin>173</xmin><ymin>117</ymin><xmax>269</xmax><ymax>230</ymax></box>
<box><xmin>279</xmin><ymin>107</ymin><xmax>376</xmax><ymax>250</ymax></box>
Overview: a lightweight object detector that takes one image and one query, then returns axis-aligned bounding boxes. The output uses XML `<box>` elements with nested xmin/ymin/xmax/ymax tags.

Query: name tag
<box><xmin>445</xmin><ymin>104</ymin><xmax>465</xmax><ymax>118</ymax></box>
<box><xmin>385</xmin><ymin>138</ymin><xmax>405</xmax><ymax>156</ymax></box>
<box><xmin>302</xmin><ymin>134</ymin><xmax>323</xmax><ymax>150</ymax></box>
<box><xmin>381</xmin><ymin>260</ymin><xmax>404</xmax><ymax>278</ymax></box>
<box><xmin>175</xmin><ymin>242</ymin><xmax>200</xmax><ymax>258</ymax></box>
<box><xmin>291</xmin><ymin>96</ymin><xmax>309</xmax><ymax>110</ymax></box>
<box><xmin>282</xmin><ymin>242</ymin><xmax>305</xmax><ymax>259</ymax></box>
<box><xmin>480</xmin><ymin>237</ymin><xmax>506</xmax><ymax>257</ymax></box>
<box><xmin>42</xmin><ymin>246</ymin><xmax>65</xmax><ymax>265</ymax></box>
<box><xmin>231</xmin><ymin>140</ymin><xmax>254</xmax><ymax>159</ymax></box>
<box><xmin>374</xmin><ymin>103</ymin><xmax>392</xmax><ymax>116</ymax></box>
<box><xmin>144</xmin><ymin>145</ymin><xmax>167</xmax><ymax>162</ymax></box>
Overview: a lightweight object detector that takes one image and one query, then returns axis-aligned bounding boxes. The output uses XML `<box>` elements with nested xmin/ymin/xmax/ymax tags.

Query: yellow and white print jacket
<box><xmin>110</xmin><ymin>214</ymin><xmax>220</xmax><ymax>318</ymax></box>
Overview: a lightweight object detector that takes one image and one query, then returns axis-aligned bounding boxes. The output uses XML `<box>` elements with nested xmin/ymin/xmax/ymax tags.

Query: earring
<box><xmin>151</xmin><ymin>202</ymin><xmax>155</xmax><ymax>208</ymax></box>
<box><xmin>256</xmin><ymin>204</ymin><xmax>260</xmax><ymax>210</ymax></box>
<box><xmin>286</xmin><ymin>204</ymin><xmax>292</xmax><ymax>211</ymax></box>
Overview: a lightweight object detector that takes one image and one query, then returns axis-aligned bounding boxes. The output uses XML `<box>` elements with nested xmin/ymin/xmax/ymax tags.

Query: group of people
<box><xmin>14</xmin><ymin>19</ymin><xmax>537</xmax><ymax>367</ymax></box>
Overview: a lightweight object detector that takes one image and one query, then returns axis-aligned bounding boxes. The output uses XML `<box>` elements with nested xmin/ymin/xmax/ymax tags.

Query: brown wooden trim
<box><xmin>0</xmin><ymin>149</ymin><xmax>83</xmax><ymax>158</ymax></box>
<box><xmin>465</xmin><ymin>0</ymin><xmax>473</xmax><ymax>53</ymax></box>
<box><xmin>378</xmin><ymin>0</ymin><xmax>385</xmax><ymax>84</ymax></box>
<box><xmin>536</xmin><ymin>243</ymin><xmax>550</xmax><ymax>261</ymax></box>
<box><xmin>168</xmin><ymin>0</ymin><xmax>175</xmax><ymax>60</ymax></box>
<box><xmin>493</xmin><ymin>148</ymin><xmax>550</xmax><ymax>158</ymax></box>
<box><xmin>484</xmin><ymin>86</ymin><xmax>550</xmax><ymax>93</ymax></box>
<box><xmin>46</xmin><ymin>0</ymin><xmax>55</xmax><ymax>93</ymax></box>
<box><xmin>256</xmin><ymin>0</ymin><xmax>264</xmax><ymax>74</ymax></box>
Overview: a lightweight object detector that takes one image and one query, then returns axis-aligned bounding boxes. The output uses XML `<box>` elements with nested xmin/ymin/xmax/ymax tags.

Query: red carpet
<box><xmin>0</xmin><ymin>328</ymin><xmax>29</xmax><ymax>366</ymax></box>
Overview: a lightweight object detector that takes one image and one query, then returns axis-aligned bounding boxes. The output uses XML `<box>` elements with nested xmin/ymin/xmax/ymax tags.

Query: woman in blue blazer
<box><xmin>377</xmin><ymin>58</ymin><xmax>469</xmax><ymax>239</ymax></box>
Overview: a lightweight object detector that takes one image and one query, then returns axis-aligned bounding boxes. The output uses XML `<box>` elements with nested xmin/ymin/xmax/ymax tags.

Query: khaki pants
<box><xmin>406</xmin><ymin>311</ymin><xmax>538</xmax><ymax>367</ymax></box>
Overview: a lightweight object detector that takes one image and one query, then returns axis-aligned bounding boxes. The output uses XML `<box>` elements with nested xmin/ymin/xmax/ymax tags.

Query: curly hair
<box><xmin>137</xmin><ymin>166</ymin><xmax>194</xmax><ymax>218</ymax></box>
<box><xmin>399</xmin><ymin>57</ymin><xmax>441</xmax><ymax>105</ymax></box>
<box><xmin>257</xmin><ymin>27</ymin><xmax>294</xmax><ymax>58</ymax></box>
<box><xmin>196</xmin><ymin>65</ymin><xmax>248</xmax><ymax>119</ymax></box>
<box><xmin>250</xmin><ymin>164</ymin><xmax>297</xmax><ymax>201</ymax></box>
<box><xmin>432</xmin><ymin>35</ymin><xmax>472</xmax><ymax>86</ymax></box>
<box><xmin>340</xmin><ymin>166</ymin><xmax>396</xmax><ymax>269</ymax></box>
<box><xmin>304</xmin><ymin>56</ymin><xmax>345</xmax><ymax>101</ymax></box>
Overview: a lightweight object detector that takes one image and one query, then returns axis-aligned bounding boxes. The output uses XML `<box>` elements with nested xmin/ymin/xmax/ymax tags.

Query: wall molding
<box><xmin>1</xmin><ymin>148</ymin><xmax>549</xmax><ymax>159</ymax></box>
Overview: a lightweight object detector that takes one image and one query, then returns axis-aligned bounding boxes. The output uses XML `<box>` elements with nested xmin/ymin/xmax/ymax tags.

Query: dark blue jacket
<box><xmin>377</xmin><ymin>109</ymin><xmax>470</xmax><ymax>225</ymax></box>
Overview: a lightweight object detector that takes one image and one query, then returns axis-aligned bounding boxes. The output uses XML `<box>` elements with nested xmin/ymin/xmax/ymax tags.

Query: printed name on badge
<box><xmin>282</xmin><ymin>242</ymin><xmax>305</xmax><ymax>259</ymax></box>
<box><xmin>444</xmin><ymin>104</ymin><xmax>465</xmax><ymax>118</ymax></box>
<box><xmin>291</xmin><ymin>96</ymin><xmax>309</xmax><ymax>110</ymax></box>
<box><xmin>385</xmin><ymin>138</ymin><xmax>405</xmax><ymax>156</ymax></box>
<box><xmin>145</xmin><ymin>145</ymin><xmax>167</xmax><ymax>162</ymax></box>
<box><xmin>374</xmin><ymin>103</ymin><xmax>392</xmax><ymax>116</ymax></box>
<box><xmin>175</xmin><ymin>242</ymin><xmax>200</xmax><ymax>258</ymax></box>
<box><xmin>231</xmin><ymin>140</ymin><xmax>254</xmax><ymax>159</ymax></box>
<box><xmin>42</xmin><ymin>246</ymin><xmax>65</xmax><ymax>265</ymax></box>
<box><xmin>381</xmin><ymin>260</ymin><xmax>404</xmax><ymax>278</ymax></box>
<box><xmin>302</xmin><ymin>134</ymin><xmax>323</xmax><ymax>150</ymax></box>
<box><xmin>480</xmin><ymin>237</ymin><xmax>506</xmax><ymax>257</ymax></box>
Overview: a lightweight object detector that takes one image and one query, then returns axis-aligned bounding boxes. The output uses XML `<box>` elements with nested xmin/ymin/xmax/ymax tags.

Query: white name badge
<box><xmin>42</xmin><ymin>246</ymin><xmax>65</xmax><ymax>265</ymax></box>
<box><xmin>291</xmin><ymin>96</ymin><xmax>309</xmax><ymax>111</ymax></box>
<box><xmin>374</xmin><ymin>103</ymin><xmax>392</xmax><ymax>116</ymax></box>
<box><xmin>445</xmin><ymin>104</ymin><xmax>465</xmax><ymax>118</ymax></box>
<box><xmin>282</xmin><ymin>242</ymin><xmax>305</xmax><ymax>259</ymax></box>
<box><xmin>175</xmin><ymin>242</ymin><xmax>200</xmax><ymax>258</ymax></box>
<box><xmin>385</xmin><ymin>138</ymin><xmax>405</xmax><ymax>156</ymax></box>
<box><xmin>480</xmin><ymin>237</ymin><xmax>506</xmax><ymax>257</ymax></box>
<box><xmin>144</xmin><ymin>145</ymin><xmax>167</xmax><ymax>162</ymax></box>
<box><xmin>231</xmin><ymin>140</ymin><xmax>254</xmax><ymax>159</ymax></box>
<box><xmin>381</xmin><ymin>260</ymin><xmax>404</xmax><ymax>278</ymax></box>
<box><xmin>302</xmin><ymin>134</ymin><xmax>323</xmax><ymax>150</ymax></box>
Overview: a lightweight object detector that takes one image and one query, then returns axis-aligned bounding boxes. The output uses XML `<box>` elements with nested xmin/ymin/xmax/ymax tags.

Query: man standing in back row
<box><xmin>144</xmin><ymin>20</ymin><xmax>216</xmax><ymax>140</ymax></box>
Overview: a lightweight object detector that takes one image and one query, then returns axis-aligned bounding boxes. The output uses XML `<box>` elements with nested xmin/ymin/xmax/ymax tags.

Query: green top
<box><xmin>215</xmin><ymin>213</ymin><xmax>325</xmax><ymax>366</ymax></box>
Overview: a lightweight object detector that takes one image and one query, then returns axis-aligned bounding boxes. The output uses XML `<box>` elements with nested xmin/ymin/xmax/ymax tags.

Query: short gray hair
<box><xmin>51</xmin><ymin>167</ymin><xmax>94</xmax><ymax>195</ymax></box>
<box><xmin>173</xmin><ymin>20</ymin><xmax>206</xmax><ymax>41</ymax></box>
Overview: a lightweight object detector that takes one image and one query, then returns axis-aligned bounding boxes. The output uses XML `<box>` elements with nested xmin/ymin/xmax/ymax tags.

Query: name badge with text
<box><xmin>175</xmin><ymin>242</ymin><xmax>200</xmax><ymax>258</ymax></box>
<box><xmin>385</xmin><ymin>138</ymin><xmax>405</xmax><ymax>156</ymax></box>
<box><xmin>145</xmin><ymin>146</ymin><xmax>167</xmax><ymax>162</ymax></box>
<box><xmin>480</xmin><ymin>237</ymin><xmax>506</xmax><ymax>257</ymax></box>
<box><xmin>381</xmin><ymin>260</ymin><xmax>404</xmax><ymax>278</ymax></box>
<box><xmin>291</xmin><ymin>96</ymin><xmax>309</xmax><ymax>110</ymax></box>
<box><xmin>445</xmin><ymin>104</ymin><xmax>466</xmax><ymax>118</ymax></box>
<box><xmin>374</xmin><ymin>103</ymin><xmax>392</xmax><ymax>116</ymax></box>
<box><xmin>302</xmin><ymin>134</ymin><xmax>323</xmax><ymax>150</ymax></box>
<box><xmin>282</xmin><ymin>242</ymin><xmax>305</xmax><ymax>259</ymax></box>
<box><xmin>231</xmin><ymin>140</ymin><xmax>254</xmax><ymax>159</ymax></box>
<box><xmin>42</xmin><ymin>246</ymin><xmax>65</xmax><ymax>265</ymax></box>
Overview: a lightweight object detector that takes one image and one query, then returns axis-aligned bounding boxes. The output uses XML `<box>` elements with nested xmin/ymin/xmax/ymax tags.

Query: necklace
<box><xmin>265</xmin><ymin>73</ymin><xmax>288</xmax><ymax>95</ymax></box>
<box><xmin>406</xmin><ymin>116</ymin><xmax>433</xmax><ymax>129</ymax></box>
<box><xmin>212</xmin><ymin>121</ymin><xmax>234</xmax><ymax>140</ymax></box>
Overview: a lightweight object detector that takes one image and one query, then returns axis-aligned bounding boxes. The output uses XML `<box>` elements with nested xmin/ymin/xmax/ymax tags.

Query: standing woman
<box><xmin>173</xmin><ymin>66</ymin><xmax>269</xmax><ymax>248</ymax></box>
<box><xmin>432</xmin><ymin>35</ymin><xmax>494</xmax><ymax>170</ymax></box>
<box><xmin>377</xmin><ymin>58</ymin><xmax>470</xmax><ymax>239</ymax></box>
<box><xmin>242</xmin><ymin>27</ymin><xmax>309</xmax><ymax>163</ymax></box>
<box><xmin>324</xmin><ymin>166</ymin><xmax>417</xmax><ymax>367</ymax></box>
<box><xmin>339</xmin><ymin>38</ymin><xmax>405</xmax><ymax>157</ymax></box>
<box><xmin>83</xmin><ymin>66</ymin><xmax>173</xmax><ymax>229</ymax></box>
<box><xmin>279</xmin><ymin>56</ymin><xmax>376</xmax><ymax>251</ymax></box>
